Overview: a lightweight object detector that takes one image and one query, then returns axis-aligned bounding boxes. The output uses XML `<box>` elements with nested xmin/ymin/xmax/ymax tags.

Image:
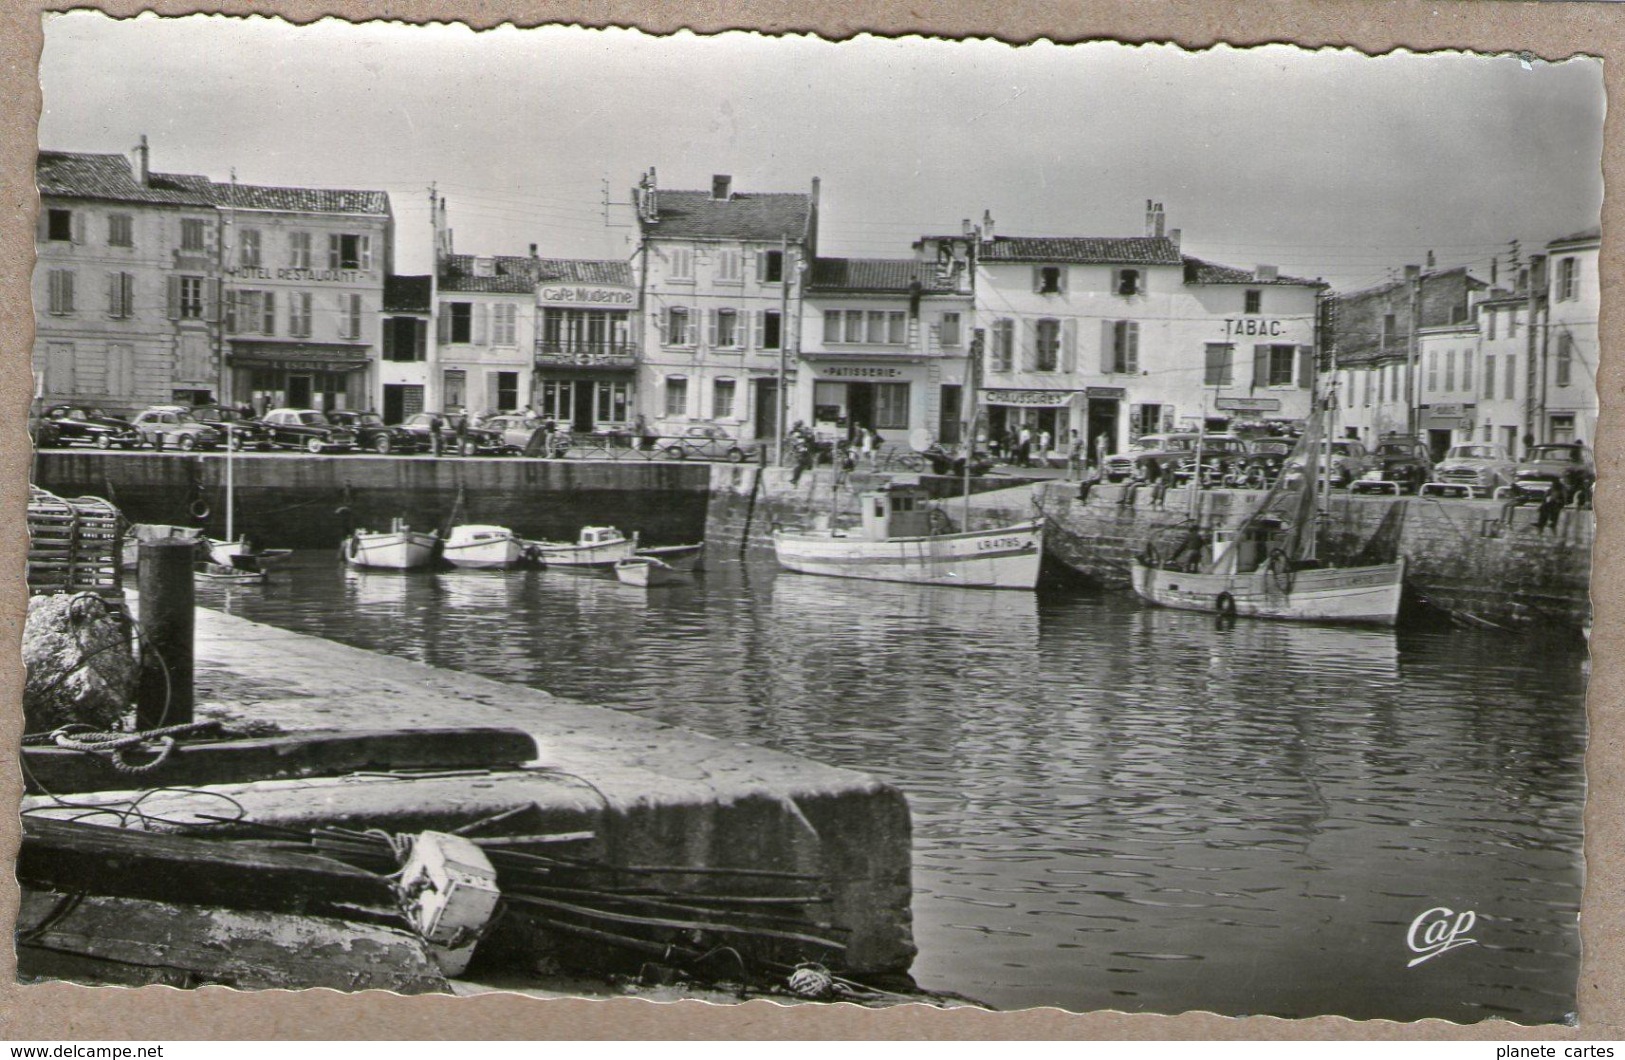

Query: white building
<box><xmin>533</xmin><ymin>256</ymin><xmax>639</xmax><ymax>434</ymax></box>
<box><xmin>798</xmin><ymin>248</ymin><xmax>974</xmax><ymax>446</ymax></box>
<box><xmin>1415</xmin><ymin>322</ymin><xmax>1481</xmax><ymax>457</ymax></box>
<box><xmin>633</xmin><ymin>171</ymin><xmax>816</xmax><ymax>442</ymax></box>
<box><xmin>435</xmin><ymin>252</ymin><xmax>537</xmax><ymax>417</ymax></box>
<box><xmin>1542</xmin><ymin>229</ymin><xmax>1600</xmax><ymax>446</ymax></box>
<box><xmin>1472</xmin><ymin>284</ymin><xmax>1532</xmax><ymax>456</ymax></box>
<box><xmin>973</xmin><ymin>203</ymin><xmax>1323</xmax><ymax>462</ymax></box>
<box><xmin>379</xmin><ymin>274</ymin><xmax>433</xmax><ymax>422</ymax></box>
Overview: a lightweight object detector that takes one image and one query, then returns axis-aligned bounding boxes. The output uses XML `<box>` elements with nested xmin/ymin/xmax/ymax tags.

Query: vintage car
<box><xmin>260</xmin><ymin>408</ymin><xmax>358</xmax><ymax>454</ymax></box>
<box><xmin>1511</xmin><ymin>442</ymin><xmax>1595</xmax><ymax>504</ymax></box>
<box><xmin>131</xmin><ymin>406</ymin><xmax>224</xmax><ymax>451</ymax></box>
<box><xmin>1431</xmin><ymin>442</ymin><xmax>1517</xmax><ymax>496</ymax></box>
<box><xmin>479</xmin><ymin>413</ymin><xmax>546</xmax><ymax>453</ymax></box>
<box><xmin>1168</xmin><ymin>434</ymin><xmax>1248</xmax><ymax>486</ymax></box>
<box><xmin>187</xmin><ymin>404</ymin><xmax>272</xmax><ymax>450</ymax></box>
<box><xmin>1362</xmin><ymin>436</ymin><xmax>1434</xmax><ymax>493</ymax></box>
<box><xmin>34</xmin><ymin>404</ymin><xmax>141</xmax><ymax>449</ymax></box>
<box><xmin>1103</xmin><ymin>433</ymin><xmax>1204</xmax><ymax>483</ymax></box>
<box><xmin>660</xmin><ymin>425</ymin><xmax>759</xmax><ymax>463</ymax></box>
<box><xmin>1235</xmin><ymin>437</ymin><xmax>1296</xmax><ymax>489</ymax></box>
<box><xmin>395</xmin><ymin>412</ymin><xmax>506</xmax><ymax>455</ymax></box>
<box><xmin>1284</xmin><ymin>439</ymin><xmax>1375</xmax><ymax>489</ymax></box>
<box><xmin>327</xmin><ymin>410</ymin><xmax>424</xmax><ymax>454</ymax></box>
<box><xmin>922</xmin><ymin>443</ymin><xmax>995</xmax><ymax>477</ymax></box>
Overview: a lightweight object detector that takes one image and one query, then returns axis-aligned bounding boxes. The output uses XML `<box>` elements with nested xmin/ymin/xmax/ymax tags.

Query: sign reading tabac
<box><xmin>538</xmin><ymin>283</ymin><xmax>635</xmax><ymax>309</ymax></box>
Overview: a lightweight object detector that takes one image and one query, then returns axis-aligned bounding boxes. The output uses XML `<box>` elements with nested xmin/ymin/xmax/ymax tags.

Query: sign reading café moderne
<box><xmin>538</xmin><ymin>283</ymin><xmax>636</xmax><ymax>308</ymax></box>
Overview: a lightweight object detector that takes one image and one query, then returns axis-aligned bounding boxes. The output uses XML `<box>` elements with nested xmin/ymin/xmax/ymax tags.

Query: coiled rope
<box><xmin>24</xmin><ymin>720</ymin><xmax>221</xmax><ymax>774</ymax></box>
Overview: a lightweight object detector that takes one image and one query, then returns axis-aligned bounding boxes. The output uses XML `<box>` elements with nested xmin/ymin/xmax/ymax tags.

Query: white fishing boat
<box><xmin>635</xmin><ymin>543</ymin><xmax>705</xmax><ymax>572</ymax></box>
<box><xmin>343</xmin><ymin>518</ymin><xmax>438</xmax><ymax>570</ymax></box>
<box><xmin>442</xmin><ymin>524</ymin><xmax>524</xmax><ymax>570</ymax></box>
<box><xmin>525</xmin><ymin>526</ymin><xmax>640</xmax><ymax>569</ymax></box>
<box><xmin>194</xmin><ymin>560</ymin><xmax>267</xmax><ymax>585</ymax></box>
<box><xmin>774</xmin><ymin>484</ymin><xmax>1044</xmax><ymax>590</ymax></box>
<box><xmin>614</xmin><ymin>556</ymin><xmax>684</xmax><ymax>588</ymax></box>
<box><xmin>1130</xmin><ymin>398</ymin><xmax>1404</xmax><ymax>626</ymax></box>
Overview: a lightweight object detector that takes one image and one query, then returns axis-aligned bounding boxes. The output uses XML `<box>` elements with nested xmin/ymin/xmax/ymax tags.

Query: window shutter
<box><xmin>360</xmin><ymin>235</ymin><xmax>373</xmax><ymax>271</ymax></box>
<box><xmin>71</xmin><ymin>211</ymin><xmax>85</xmax><ymax>245</ymax></box>
<box><xmin>658</xmin><ymin>305</ymin><xmax>669</xmax><ymax>344</ymax></box>
<box><xmin>328</xmin><ymin>234</ymin><xmax>341</xmax><ymax>270</ymax></box>
<box><xmin>382</xmin><ymin>319</ymin><xmax>395</xmax><ymax>360</ymax></box>
<box><xmin>106</xmin><ymin>272</ymin><xmax>117</xmax><ymax>316</ymax></box>
<box><xmin>1061</xmin><ymin>319</ymin><xmax>1077</xmax><ymax>373</ymax></box>
<box><xmin>1125</xmin><ymin>323</ymin><xmax>1139</xmax><ymax>373</ymax></box>
<box><xmin>202</xmin><ymin>278</ymin><xmax>216</xmax><ymax>323</ymax></box>
<box><xmin>1299</xmin><ymin>346</ymin><xmax>1314</xmax><ymax>389</ymax></box>
<box><xmin>473</xmin><ymin>302</ymin><xmax>488</xmax><ymax>345</ymax></box>
<box><xmin>225</xmin><ymin>290</ymin><xmax>238</xmax><ymax>333</ymax></box>
<box><xmin>35</xmin><ymin>208</ymin><xmax>48</xmax><ymax>242</ymax></box>
<box><xmin>415</xmin><ymin>319</ymin><xmax>428</xmax><ymax>360</ymax></box>
<box><xmin>437</xmin><ymin>309</ymin><xmax>450</xmax><ymax>344</ymax></box>
<box><xmin>751</xmin><ymin>310</ymin><xmax>764</xmax><ymax>350</ymax></box>
<box><xmin>264</xmin><ymin>291</ymin><xmax>276</xmax><ymax>336</ymax></box>
<box><xmin>1032</xmin><ymin>266</ymin><xmax>1044</xmax><ymax>294</ymax></box>
<box><xmin>167</xmin><ymin>276</ymin><xmax>179</xmax><ymax>320</ymax></box>
<box><xmin>755</xmin><ymin>252</ymin><xmax>767</xmax><ymax>283</ymax></box>
<box><xmin>1253</xmin><ymin>344</ymin><xmax>1269</xmax><ymax>388</ymax></box>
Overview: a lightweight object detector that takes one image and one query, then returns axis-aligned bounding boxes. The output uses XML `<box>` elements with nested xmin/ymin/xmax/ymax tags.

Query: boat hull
<box><xmin>528</xmin><ymin>533</ymin><xmax>639</xmax><ymax>569</ymax></box>
<box><xmin>615</xmin><ymin>557</ymin><xmax>681</xmax><ymax>587</ymax></box>
<box><xmin>443</xmin><ymin>527</ymin><xmax>524</xmax><ymax>570</ymax></box>
<box><xmin>1130</xmin><ymin>557</ymin><xmax>1406</xmax><ymax>626</ymax></box>
<box><xmin>345</xmin><ymin>531</ymin><xmax>438</xmax><ymax>571</ymax></box>
<box><xmin>635</xmin><ymin>543</ymin><xmax>705</xmax><ymax>572</ymax></box>
<box><xmin>773</xmin><ymin>521</ymin><xmax>1043</xmax><ymax>590</ymax></box>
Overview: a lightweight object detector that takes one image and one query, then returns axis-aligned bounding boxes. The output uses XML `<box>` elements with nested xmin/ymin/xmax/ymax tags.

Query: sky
<box><xmin>38</xmin><ymin>14</ymin><xmax>1606</xmax><ymax>293</ymax></box>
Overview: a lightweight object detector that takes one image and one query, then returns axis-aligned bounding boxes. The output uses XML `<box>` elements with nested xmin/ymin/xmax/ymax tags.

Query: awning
<box><xmin>983</xmin><ymin>388</ymin><xmax>1079</xmax><ymax>408</ymax></box>
<box><xmin>228</xmin><ymin>342</ymin><xmax>370</xmax><ymax>373</ymax></box>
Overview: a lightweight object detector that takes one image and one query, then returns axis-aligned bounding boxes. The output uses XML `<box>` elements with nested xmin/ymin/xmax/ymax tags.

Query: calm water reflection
<box><xmin>200</xmin><ymin>554</ymin><xmax>1586</xmax><ymax>1021</ymax></box>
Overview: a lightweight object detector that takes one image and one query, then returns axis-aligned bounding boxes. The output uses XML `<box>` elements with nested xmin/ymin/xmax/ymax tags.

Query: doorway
<box><xmin>938</xmin><ymin>385</ymin><xmax>963</xmax><ymax>445</ymax></box>
<box><xmin>754</xmin><ymin>379</ymin><xmax>779</xmax><ymax>442</ymax></box>
<box><xmin>846</xmin><ymin>384</ymin><xmax>876</xmax><ymax>440</ymax></box>
<box><xmin>286</xmin><ymin>374</ymin><xmax>313</xmax><ymax>409</ymax></box>
<box><xmin>1427</xmin><ymin>428</ymin><xmax>1453</xmax><ymax>463</ymax></box>
<box><xmin>571</xmin><ymin>382</ymin><xmax>595</xmax><ymax>433</ymax></box>
<box><xmin>1086</xmin><ymin>399</ymin><xmax>1119</xmax><ymax>462</ymax></box>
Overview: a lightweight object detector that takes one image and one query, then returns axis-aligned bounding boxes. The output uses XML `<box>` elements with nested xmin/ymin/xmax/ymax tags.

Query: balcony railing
<box><xmin>535</xmin><ymin>341</ymin><xmax>638</xmax><ymax>368</ymax></box>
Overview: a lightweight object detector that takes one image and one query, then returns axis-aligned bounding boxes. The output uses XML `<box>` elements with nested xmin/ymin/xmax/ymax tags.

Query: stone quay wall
<box><xmin>33</xmin><ymin>451</ymin><xmax>712</xmax><ymax>551</ymax></box>
<box><xmin>1037</xmin><ymin>482</ymin><xmax>1594</xmax><ymax>632</ymax></box>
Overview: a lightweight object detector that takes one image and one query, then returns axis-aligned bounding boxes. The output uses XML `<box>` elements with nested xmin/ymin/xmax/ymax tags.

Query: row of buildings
<box><xmin>33</xmin><ymin>139</ymin><xmax>1598</xmax><ymax>463</ymax></box>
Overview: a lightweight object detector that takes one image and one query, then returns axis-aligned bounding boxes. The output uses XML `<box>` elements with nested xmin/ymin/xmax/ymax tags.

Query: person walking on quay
<box><xmin>858</xmin><ymin>424</ymin><xmax>875</xmax><ymax>470</ymax></box>
<box><xmin>429</xmin><ymin>412</ymin><xmax>445</xmax><ymax>457</ymax></box>
<box><xmin>789</xmin><ymin>421</ymin><xmax>814</xmax><ymax>486</ymax></box>
<box><xmin>1038</xmin><ymin>428</ymin><xmax>1052</xmax><ymax>468</ymax></box>
<box><xmin>1017</xmin><ymin>425</ymin><xmax>1033</xmax><ymax>468</ymax></box>
<box><xmin>1065</xmin><ymin>429</ymin><xmax>1083</xmax><ymax>481</ymax></box>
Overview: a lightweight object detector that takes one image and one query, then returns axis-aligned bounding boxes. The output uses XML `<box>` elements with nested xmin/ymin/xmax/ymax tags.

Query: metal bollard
<box><xmin>135</xmin><ymin>538</ymin><xmax>195</xmax><ymax>729</ymax></box>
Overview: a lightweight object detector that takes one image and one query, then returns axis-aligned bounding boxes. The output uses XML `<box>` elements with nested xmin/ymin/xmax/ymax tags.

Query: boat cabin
<box><xmin>859</xmin><ymin>485</ymin><xmax>935</xmax><ymax>541</ymax></box>
<box><xmin>579</xmin><ymin>526</ymin><xmax>625</xmax><ymax>546</ymax></box>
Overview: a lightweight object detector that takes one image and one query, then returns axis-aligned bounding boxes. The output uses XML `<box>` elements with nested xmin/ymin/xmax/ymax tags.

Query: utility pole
<box><xmin>1524</xmin><ymin>254</ymin><xmax>1546</xmax><ymax>453</ymax></box>
<box><xmin>775</xmin><ymin>235</ymin><xmax>789</xmax><ymax>466</ymax></box>
<box><xmin>1405</xmin><ymin>264</ymin><xmax>1421</xmax><ymax>438</ymax></box>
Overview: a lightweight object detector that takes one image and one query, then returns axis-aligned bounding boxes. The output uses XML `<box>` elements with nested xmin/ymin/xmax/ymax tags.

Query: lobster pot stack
<box><xmin>26</xmin><ymin>487</ymin><xmax>124</xmax><ymax>602</ymax></box>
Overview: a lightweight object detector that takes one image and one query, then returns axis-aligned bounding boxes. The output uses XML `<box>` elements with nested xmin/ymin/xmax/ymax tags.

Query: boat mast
<box><xmin>962</xmin><ymin>324</ymin><xmax>983</xmax><ymax>533</ymax></box>
<box><xmin>225</xmin><ymin>422</ymin><xmax>234</xmax><ymax>545</ymax></box>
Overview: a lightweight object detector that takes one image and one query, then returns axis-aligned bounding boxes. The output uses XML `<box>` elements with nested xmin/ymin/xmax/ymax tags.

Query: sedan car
<box><xmin>1235</xmin><ymin>438</ymin><xmax>1295</xmax><ymax>489</ymax></box>
<box><xmin>34</xmin><ymin>404</ymin><xmax>141</xmax><ymax>449</ymax></box>
<box><xmin>327</xmin><ymin>410</ymin><xmax>424</xmax><ymax>454</ymax></box>
<box><xmin>131</xmin><ymin>406</ymin><xmax>224</xmax><ymax>451</ymax></box>
<box><xmin>1102</xmin><ymin>433</ymin><xmax>1201</xmax><ymax>483</ymax></box>
<box><xmin>1367</xmin><ymin>436</ymin><xmax>1434</xmax><ymax>493</ymax></box>
<box><xmin>188</xmin><ymin>405</ymin><xmax>272</xmax><ymax>450</ymax></box>
<box><xmin>395</xmin><ymin>412</ymin><xmax>506</xmax><ymax>455</ymax></box>
<box><xmin>660</xmin><ymin>425</ymin><xmax>758</xmax><ymax>463</ymax></box>
<box><xmin>479</xmin><ymin>413</ymin><xmax>545</xmax><ymax>453</ymax></box>
<box><xmin>260</xmin><ymin>408</ymin><xmax>358</xmax><ymax>454</ymax></box>
<box><xmin>1432</xmin><ymin>443</ymin><xmax>1516</xmax><ymax>497</ymax></box>
<box><xmin>1511</xmin><ymin>443</ymin><xmax>1594</xmax><ymax>505</ymax></box>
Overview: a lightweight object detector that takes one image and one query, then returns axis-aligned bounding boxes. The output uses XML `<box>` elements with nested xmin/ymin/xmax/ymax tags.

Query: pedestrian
<box><xmin>429</xmin><ymin>412</ymin><xmax>445</xmax><ymax>457</ymax></box>
<box><xmin>1121</xmin><ymin>461</ymin><xmax>1146</xmax><ymax>507</ymax></box>
<box><xmin>1149</xmin><ymin>459</ymin><xmax>1170</xmax><ymax>509</ymax></box>
<box><xmin>1017</xmin><ymin>425</ymin><xmax>1033</xmax><ymax>468</ymax></box>
<box><xmin>1038</xmin><ymin>429</ymin><xmax>1052</xmax><ymax>468</ymax></box>
<box><xmin>1536</xmin><ymin>481</ymin><xmax>1568</xmax><ymax>534</ymax></box>
<box><xmin>1065</xmin><ymin>430</ymin><xmax>1083</xmax><ymax>481</ymax></box>
<box><xmin>1077</xmin><ymin>460</ymin><xmax>1100</xmax><ymax>503</ymax></box>
<box><xmin>789</xmin><ymin>421</ymin><xmax>813</xmax><ymax>485</ymax></box>
<box><xmin>452</xmin><ymin>414</ymin><xmax>468</xmax><ymax>456</ymax></box>
<box><xmin>858</xmin><ymin>424</ymin><xmax>875</xmax><ymax>470</ymax></box>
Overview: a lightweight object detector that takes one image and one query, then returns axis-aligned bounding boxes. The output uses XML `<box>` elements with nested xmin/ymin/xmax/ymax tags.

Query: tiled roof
<box><xmin>1182</xmin><ymin>257</ymin><xmax>1322</xmax><ymax>287</ymax></box>
<box><xmin>1335</xmin><ymin>264</ymin><xmax>1486</xmax><ymax>301</ymax></box>
<box><xmin>209</xmin><ymin>181</ymin><xmax>390</xmax><ymax>216</ymax></box>
<box><xmin>1549</xmin><ymin>227</ymin><xmax>1600</xmax><ymax>247</ymax></box>
<box><xmin>534</xmin><ymin>258</ymin><xmax>633</xmax><ymax>286</ymax></box>
<box><xmin>808</xmin><ymin>257</ymin><xmax>962</xmax><ymax>294</ymax></box>
<box><xmin>980</xmin><ymin>235</ymin><xmax>1183</xmax><ymax>266</ymax></box>
<box><xmin>36</xmin><ymin>151</ymin><xmax>216</xmax><ymax>207</ymax></box>
<box><xmin>439</xmin><ymin>254</ymin><xmax>538</xmax><ymax>294</ymax></box>
<box><xmin>384</xmin><ymin>275</ymin><xmax>433</xmax><ymax>312</ymax></box>
<box><xmin>642</xmin><ymin>189</ymin><xmax>812</xmax><ymax>243</ymax></box>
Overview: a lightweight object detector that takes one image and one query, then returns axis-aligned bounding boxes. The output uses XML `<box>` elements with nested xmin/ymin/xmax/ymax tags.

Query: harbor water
<box><xmin>198</xmin><ymin>554</ymin><xmax>1587</xmax><ymax>1022</ymax></box>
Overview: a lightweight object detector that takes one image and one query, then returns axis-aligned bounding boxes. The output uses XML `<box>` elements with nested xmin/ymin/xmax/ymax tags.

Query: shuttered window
<box><xmin>1103</xmin><ymin>321</ymin><xmax>1138</xmax><ymax>374</ymax></box>
<box><xmin>107</xmin><ymin>272</ymin><xmax>134</xmax><ymax>319</ymax></box>
<box><xmin>1204</xmin><ymin>343</ymin><xmax>1234</xmax><ymax>386</ymax></box>
<box><xmin>1035</xmin><ymin>319</ymin><xmax>1061</xmax><ymax>371</ymax></box>
<box><xmin>107</xmin><ymin>214</ymin><xmax>133</xmax><ymax>248</ymax></box>
<box><xmin>991</xmin><ymin>319</ymin><xmax>1014</xmax><ymax>372</ymax></box>
<box><xmin>240</xmin><ymin>228</ymin><xmax>262</xmax><ymax>267</ymax></box>
<box><xmin>47</xmin><ymin>269</ymin><xmax>75</xmax><ymax>314</ymax></box>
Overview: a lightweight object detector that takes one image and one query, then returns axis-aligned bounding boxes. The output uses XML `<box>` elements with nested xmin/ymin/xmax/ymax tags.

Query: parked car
<box><xmin>131</xmin><ymin>406</ymin><xmax>224</xmax><ymax>451</ymax></box>
<box><xmin>327</xmin><ymin>410</ymin><xmax>424</xmax><ymax>454</ymax></box>
<box><xmin>661</xmin><ymin>425</ymin><xmax>758</xmax><ymax>463</ymax></box>
<box><xmin>1363</xmin><ymin>436</ymin><xmax>1434</xmax><ymax>493</ymax></box>
<box><xmin>1283</xmin><ymin>438</ymin><xmax>1377</xmax><ymax>490</ymax></box>
<box><xmin>260</xmin><ymin>408</ymin><xmax>358</xmax><ymax>454</ymax></box>
<box><xmin>1511</xmin><ymin>442</ymin><xmax>1595</xmax><ymax>505</ymax></box>
<box><xmin>1169</xmin><ymin>434</ymin><xmax>1248</xmax><ymax>486</ymax></box>
<box><xmin>395</xmin><ymin>412</ymin><xmax>505</xmax><ymax>455</ymax></box>
<box><xmin>187</xmin><ymin>404</ymin><xmax>271</xmax><ymax>450</ymax></box>
<box><xmin>1432</xmin><ymin>442</ymin><xmax>1516</xmax><ymax>496</ymax></box>
<box><xmin>921</xmin><ymin>443</ymin><xmax>994</xmax><ymax>477</ymax></box>
<box><xmin>1103</xmin><ymin>433</ymin><xmax>1203</xmax><ymax>483</ymax></box>
<box><xmin>34</xmin><ymin>404</ymin><xmax>140</xmax><ymax>449</ymax></box>
<box><xmin>1235</xmin><ymin>437</ymin><xmax>1295</xmax><ymax>489</ymax></box>
<box><xmin>479</xmin><ymin>413</ymin><xmax>544</xmax><ymax>453</ymax></box>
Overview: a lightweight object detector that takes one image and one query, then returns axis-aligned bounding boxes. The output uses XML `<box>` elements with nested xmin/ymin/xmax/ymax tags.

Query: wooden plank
<box><xmin>19</xmin><ymin>816</ymin><xmax>397</xmax><ymax>920</ymax></box>
<box><xmin>24</xmin><ymin>726</ymin><xmax>540</xmax><ymax>794</ymax></box>
<box><xmin>17</xmin><ymin>890</ymin><xmax>450</xmax><ymax>994</ymax></box>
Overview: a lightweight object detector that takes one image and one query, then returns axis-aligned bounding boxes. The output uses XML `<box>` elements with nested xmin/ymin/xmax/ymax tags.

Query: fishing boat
<box><xmin>205</xmin><ymin>421</ymin><xmax>291</xmax><ymax>573</ymax></box>
<box><xmin>1130</xmin><ymin>400</ymin><xmax>1405</xmax><ymax>626</ymax></box>
<box><xmin>525</xmin><ymin>526</ymin><xmax>639</xmax><ymax>569</ymax></box>
<box><xmin>635</xmin><ymin>543</ymin><xmax>705</xmax><ymax>572</ymax></box>
<box><xmin>342</xmin><ymin>518</ymin><xmax>439</xmax><ymax>571</ymax></box>
<box><xmin>773</xmin><ymin>483</ymin><xmax>1044</xmax><ymax>590</ymax></box>
<box><xmin>614</xmin><ymin>556</ymin><xmax>684</xmax><ymax>588</ymax></box>
<box><xmin>442</xmin><ymin>524</ymin><xmax>524</xmax><ymax>570</ymax></box>
<box><xmin>194</xmin><ymin>560</ymin><xmax>268</xmax><ymax>585</ymax></box>
<box><xmin>122</xmin><ymin>524</ymin><xmax>204</xmax><ymax>570</ymax></box>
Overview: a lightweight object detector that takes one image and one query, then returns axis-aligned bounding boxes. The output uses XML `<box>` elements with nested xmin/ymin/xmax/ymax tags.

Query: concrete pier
<box><xmin>47</xmin><ymin>603</ymin><xmax>918</xmax><ymax>976</ymax></box>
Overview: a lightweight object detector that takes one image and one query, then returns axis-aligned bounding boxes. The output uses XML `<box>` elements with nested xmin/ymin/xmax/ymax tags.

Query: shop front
<box><xmin>230</xmin><ymin>343</ymin><xmax>370</xmax><ymax>414</ymax></box>
<box><xmin>534</xmin><ymin>278</ymin><xmax>638</xmax><ymax>434</ymax></box>
<box><xmin>983</xmin><ymin>387</ymin><xmax>1081</xmax><ymax>458</ymax></box>
<box><xmin>802</xmin><ymin>359</ymin><xmax>925</xmax><ymax>444</ymax></box>
<box><xmin>1420</xmin><ymin>402</ymin><xmax>1476</xmax><ymax>461</ymax></box>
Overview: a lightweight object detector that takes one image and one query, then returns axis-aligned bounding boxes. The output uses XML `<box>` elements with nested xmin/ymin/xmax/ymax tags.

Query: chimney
<box><xmin>1154</xmin><ymin>203</ymin><xmax>1166</xmax><ymax>239</ymax></box>
<box><xmin>982</xmin><ymin>209</ymin><xmax>995</xmax><ymax>244</ymax></box>
<box><xmin>474</xmin><ymin>256</ymin><xmax>495</xmax><ymax>278</ymax></box>
<box><xmin>529</xmin><ymin>243</ymin><xmax>538</xmax><ymax>259</ymax></box>
<box><xmin>712</xmin><ymin>174</ymin><xmax>732</xmax><ymax>201</ymax></box>
<box><xmin>962</xmin><ymin>218</ymin><xmax>973</xmax><ymax>238</ymax></box>
<box><xmin>132</xmin><ymin>134</ymin><xmax>150</xmax><ymax>187</ymax></box>
<box><xmin>1256</xmin><ymin>264</ymin><xmax>1278</xmax><ymax>282</ymax></box>
<box><xmin>1426</xmin><ymin>249</ymin><xmax>1436</xmax><ymax>270</ymax></box>
<box><xmin>1168</xmin><ymin>227</ymin><xmax>1181</xmax><ymax>250</ymax></box>
<box><xmin>810</xmin><ymin>176</ymin><xmax>821</xmax><ymax>207</ymax></box>
<box><xmin>1491</xmin><ymin>256</ymin><xmax>1499</xmax><ymax>286</ymax></box>
<box><xmin>1146</xmin><ymin>199</ymin><xmax>1165</xmax><ymax>237</ymax></box>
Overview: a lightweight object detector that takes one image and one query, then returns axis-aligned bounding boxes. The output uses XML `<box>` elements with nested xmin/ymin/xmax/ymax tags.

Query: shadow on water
<box><xmin>201</xmin><ymin>552</ymin><xmax>1586</xmax><ymax>1022</ymax></box>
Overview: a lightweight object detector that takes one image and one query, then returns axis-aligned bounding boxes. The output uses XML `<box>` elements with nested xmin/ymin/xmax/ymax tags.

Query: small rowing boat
<box><xmin>614</xmin><ymin>556</ymin><xmax>684</xmax><ymax>588</ymax></box>
<box><xmin>635</xmin><ymin>543</ymin><xmax>705</xmax><ymax>572</ymax></box>
<box><xmin>194</xmin><ymin>561</ymin><xmax>267</xmax><ymax>585</ymax></box>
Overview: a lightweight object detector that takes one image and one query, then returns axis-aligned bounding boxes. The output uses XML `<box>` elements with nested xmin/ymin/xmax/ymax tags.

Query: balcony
<box><xmin>535</xmin><ymin>340</ymin><xmax>638</xmax><ymax>370</ymax></box>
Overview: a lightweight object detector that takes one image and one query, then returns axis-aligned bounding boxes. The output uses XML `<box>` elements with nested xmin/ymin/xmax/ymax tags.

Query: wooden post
<box><xmin>136</xmin><ymin>538</ymin><xmax>194</xmax><ymax>729</ymax></box>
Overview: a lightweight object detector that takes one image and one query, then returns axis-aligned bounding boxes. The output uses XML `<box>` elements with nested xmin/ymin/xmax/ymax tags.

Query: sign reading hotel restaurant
<box><xmin>822</xmin><ymin>365</ymin><xmax>905</xmax><ymax>379</ymax></box>
<box><xmin>226</xmin><ymin>266</ymin><xmax>374</xmax><ymax>284</ymax></box>
<box><xmin>1216</xmin><ymin>397</ymin><xmax>1282</xmax><ymax>412</ymax></box>
<box><xmin>538</xmin><ymin>283</ymin><xmax>635</xmax><ymax>308</ymax></box>
<box><xmin>1223</xmin><ymin>318</ymin><xmax>1290</xmax><ymax>338</ymax></box>
<box><xmin>985</xmin><ymin>388</ymin><xmax>1074</xmax><ymax>406</ymax></box>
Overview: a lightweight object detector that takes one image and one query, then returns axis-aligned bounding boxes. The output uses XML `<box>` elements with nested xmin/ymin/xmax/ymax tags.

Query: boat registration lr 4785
<box><xmin>976</xmin><ymin>535</ymin><xmax>1028</xmax><ymax>553</ymax></box>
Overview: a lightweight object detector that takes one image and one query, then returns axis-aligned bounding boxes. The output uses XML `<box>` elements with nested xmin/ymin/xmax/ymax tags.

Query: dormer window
<box><xmin>1115</xmin><ymin>269</ymin><xmax>1142</xmax><ymax>297</ymax></box>
<box><xmin>1035</xmin><ymin>266</ymin><xmax>1064</xmax><ymax>294</ymax></box>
